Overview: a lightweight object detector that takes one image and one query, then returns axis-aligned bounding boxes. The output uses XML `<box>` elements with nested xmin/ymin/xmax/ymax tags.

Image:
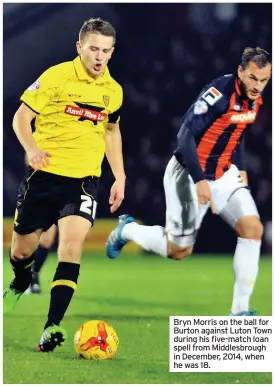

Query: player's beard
<box><xmin>239</xmin><ymin>80</ymin><xmax>260</xmax><ymax>101</ymax></box>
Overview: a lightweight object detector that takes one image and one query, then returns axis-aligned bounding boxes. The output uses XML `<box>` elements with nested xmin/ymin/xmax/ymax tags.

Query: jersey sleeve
<box><xmin>20</xmin><ymin>67</ymin><xmax>60</xmax><ymax>114</ymax></box>
<box><xmin>108</xmin><ymin>85</ymin><xmax>123</xmax><ymax>124</ymax></box>
<box><xmin>176</xmin><ymin>83</ymin><xmax>229</xmax><ymax>183</ymax></box>
<box><xmin>108</xmin><ymin>106</ymin><xmax>121</xmax><ymax>124</ymax></box>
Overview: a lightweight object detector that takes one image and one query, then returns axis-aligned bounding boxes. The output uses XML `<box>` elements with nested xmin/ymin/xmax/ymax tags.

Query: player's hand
<box><xmin>196</xmin><ymin>180</ymin><xmax>216</xmax><ymax>214</ymax></box>
<box><xmin>109</xmin><ymin>178</ymin><xmax>125</xmax><ymax>213</ymax></box>
<box><xmin>240</xmin><ymin>171</ymin><xmax>248</xmax><ymax>185</ymax></box>
<box><xmin>26</xmin><ymin>148</ymin><xmax>52</xmax><ymax>170</ymax></box>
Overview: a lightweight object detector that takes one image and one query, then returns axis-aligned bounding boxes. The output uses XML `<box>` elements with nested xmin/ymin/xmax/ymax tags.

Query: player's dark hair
<box><xmin>240</xmin><ymin>47</ymin><xmax>271</xmax><ymax>69</ymax></box>
<box><xmin>79</xmin><ymin>18</ymin><xmax>116</xmax><ymax>45</ymax></box>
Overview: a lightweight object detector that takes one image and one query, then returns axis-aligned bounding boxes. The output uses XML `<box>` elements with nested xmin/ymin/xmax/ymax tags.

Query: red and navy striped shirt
<box><xmin>174</xmin><ymin>74</ymin><xmax>263</xmax><ymax>182</ymax></box>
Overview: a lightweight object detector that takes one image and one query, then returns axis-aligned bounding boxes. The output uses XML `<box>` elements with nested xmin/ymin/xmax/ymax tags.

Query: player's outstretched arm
<box><xmin>105</xmin><ymin>122</ymin><xmax>126</xmax><ymax>213</ymax></box>
<box><xmin>13</xmin><ymin>103</ymin><xmax>51</xmax><ymax>170</ymax></box>
<box><xmin>177</xmin><ymin>124</ymin><xmax>215</xmax><ymax>213</ymax></box>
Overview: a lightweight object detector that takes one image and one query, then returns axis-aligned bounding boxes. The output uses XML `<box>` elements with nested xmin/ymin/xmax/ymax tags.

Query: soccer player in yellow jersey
<box><xmin>3</xmin><ymin>18</ymin><xmax>126</xmax><ymax>352</ymax></box>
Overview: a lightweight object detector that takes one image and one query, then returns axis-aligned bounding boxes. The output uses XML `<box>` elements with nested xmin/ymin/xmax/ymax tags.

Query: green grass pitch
<box><xmin>3</xmin><ymin>252</ymin><xmax>272</xmax><ymax>384</ymax></box>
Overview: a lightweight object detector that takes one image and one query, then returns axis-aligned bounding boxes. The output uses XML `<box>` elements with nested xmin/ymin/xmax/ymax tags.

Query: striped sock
<box><xmin>44</xmin><ymin>262</ymin><xmax>80</xmax><ymax>329</ymax></box>
<box><xmin>9</xmin><ymin>251</ymin><xmax>35</xmax><ymax>292</ymax></box>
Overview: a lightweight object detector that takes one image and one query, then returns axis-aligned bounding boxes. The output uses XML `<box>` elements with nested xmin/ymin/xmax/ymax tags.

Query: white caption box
<box><xmin>169</xmin><ymin>316</ymin><xmax>273</xmax><ymax>372</ymax></box>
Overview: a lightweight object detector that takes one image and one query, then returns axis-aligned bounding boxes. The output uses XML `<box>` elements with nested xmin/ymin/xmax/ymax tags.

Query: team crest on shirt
<box><xmin>103</xmin><ymin>95</ymin><xmax>110</xmax><ymax>107</ymax></box>
<box><xmin>194</xmin><ymin>100</ymin><xmax>208</xmax><ymax>115</ymax></box>
<box><xmin>27</xmin><ymin>80</ymin><xmax>40</xmax><ymax>91</ymax></box>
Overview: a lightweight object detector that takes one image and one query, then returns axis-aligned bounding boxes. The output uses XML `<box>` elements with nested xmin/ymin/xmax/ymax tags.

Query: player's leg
<box><xmin>3</xmin><ymin>229</ymin><xmax>42</xmax><ymax>314</ymax></box>
<box><xmin>106</xmin><ymin>156</ymin><xmax>207</xmax><ymax>260</ymax></box>
<box><xmin>38</xmin><ymin>176</ymin><xmax>98</xmax><ymax>352</ymax></box>
<box><xmin>105</xmin><ymin>157</ymin><xmax>176</xmax><ymax>258</ymax></box>
<box><xmin>164</xmin><ymin>156</ymin><xmax>208</xmax><ymax>260</ymax></box>
<box><xmin>220</xmin><ymin>187</ymin><xmax>262</xmax><ymax>316</ymax></box>
<box><xmin>106</xmin><ymin>157</ymin><xmax>177</xmax><ymax>258</ymax></box>
<box><xmin>107</xmin><ymin>215</ymin><xmax>195</xmax><ymax>260</ymax></box>
<box><xmin>3</xmin><ymin>168</ymin><xmax>53</xmax><ymax>313</ymax></box>
<box><xmin>30</xmin><ymin>224</ymin><xmax>57</xmax><ymax>293</ymax></box>
<box><xmin>44</xmin><ymin>216</ymin><xmax>90</xmax><ymax>328</ymax></box>
<box><xmin>106</xmin><ymin>214</ymin><xmax>168</xmax><ymax>258</ymax></box>
<box><xmin>37</xmin><ymin>216</ymin><xmax>90</xmax><ymax>352</ymax></box>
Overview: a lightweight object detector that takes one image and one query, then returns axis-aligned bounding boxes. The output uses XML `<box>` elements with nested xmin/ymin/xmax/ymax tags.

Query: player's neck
<box><xmin>237</xmin><ymin>78</ymin><xmax>248</xmax><ymax>100</ymax></box>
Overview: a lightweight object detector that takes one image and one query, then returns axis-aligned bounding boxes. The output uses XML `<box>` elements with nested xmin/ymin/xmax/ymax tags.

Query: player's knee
<box><xmin>11</xmin><ymin>231</ymin><xmax>41</xmax><ymax>260</ymax></box>
<box><xmin>58</xmin><ymin>241</ymin><xmax>83</xmax><ymax>263</ymax></box>
<box><xmin>10</xmin><ymin>245</ymin><xmax>34</xmax><ymax>260</ymax></box>
<box><xmin>167</xmin><ymin>243</ymin><xmax>193</xmax><ymax>260</ymax></box>
<box><xmin>236</xmin><ymin>216</ymin><xmax>264</xmax><ymax>240</ymax></box>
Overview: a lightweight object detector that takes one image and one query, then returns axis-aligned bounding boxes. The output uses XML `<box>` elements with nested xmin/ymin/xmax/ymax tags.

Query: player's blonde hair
<box><xmin>79</xmin><ymin>18</ymin><xmax>116</xmax><ymax>45</ymax></box>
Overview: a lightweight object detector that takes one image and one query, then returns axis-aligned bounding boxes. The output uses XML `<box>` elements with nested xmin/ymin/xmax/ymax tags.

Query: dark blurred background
<box><xmin>3</xmin><ymin>3</ymin><xmax>272</xmax><ymax>254</ymax></box>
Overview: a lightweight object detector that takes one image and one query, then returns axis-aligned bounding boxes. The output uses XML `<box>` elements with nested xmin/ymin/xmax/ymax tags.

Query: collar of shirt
<box><xmin>73</xmin><ymin>56</ymin><xmax>111</xmax><ymax>84</ymax></box>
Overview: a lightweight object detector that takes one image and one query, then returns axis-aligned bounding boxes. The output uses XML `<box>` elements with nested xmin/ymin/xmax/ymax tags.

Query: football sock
<box><xmin>9</xmin><ymin>251</ymin><xmax>35</xmax><ymax>292</ymax></box>
<box><xmin>44</xmin><ymin>262</ymin><xmax>80</xmax><ymax>329</ymax></box>
<box><xmin>121</xmin><ymin>223</ymin><xmax>167</xmax><ymax>257</ymax></box>
<box><xmin>33</xmin><ymin>245</ymin><xmax>49</xmax><ymax>273</ymax></box>
<box><xmin>231</xmin><ymin>237</ymin><xmax>261</xmax><ymax>313</ymax></box>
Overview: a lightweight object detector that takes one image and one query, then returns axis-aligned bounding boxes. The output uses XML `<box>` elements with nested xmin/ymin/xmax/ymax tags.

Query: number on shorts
<box><xmin>80</xmin><ymin>195</ymin><xmax>97</xmax><ymax>219</ymax></box>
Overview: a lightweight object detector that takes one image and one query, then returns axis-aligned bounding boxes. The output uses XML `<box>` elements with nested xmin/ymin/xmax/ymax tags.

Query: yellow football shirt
<box><xmin>20</xmin><ymin>56</ymin><xmax>123</xmax><ymax>178</ymax></box>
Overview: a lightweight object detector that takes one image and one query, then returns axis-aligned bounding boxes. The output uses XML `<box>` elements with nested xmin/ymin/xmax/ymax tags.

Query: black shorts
<box><xmin>14</xmin><ymin>167</ymin><xmax>99</xmax><ymax>235</ymax></box>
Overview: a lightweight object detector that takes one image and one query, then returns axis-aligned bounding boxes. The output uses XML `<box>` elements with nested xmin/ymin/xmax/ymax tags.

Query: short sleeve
<box><xmin>108</xmin><ymin>106</ymin><xmax>121</xmax><ymax>124</ymax></box>
<box><xmin>108</xmin><ymin>85</ymin><xmax>123</xmax><ymax>124</ymax></box>
<box><xmin>20</xmin><ymin>67</ymin><xmax>59</xmax><ymax>114</ymax></box>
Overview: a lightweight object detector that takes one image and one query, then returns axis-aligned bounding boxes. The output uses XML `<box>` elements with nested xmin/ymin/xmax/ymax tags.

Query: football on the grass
<box><xmin>74</xmin><ymin>320</ymin><xmax>119</xmax><ymax>360</ymax></box>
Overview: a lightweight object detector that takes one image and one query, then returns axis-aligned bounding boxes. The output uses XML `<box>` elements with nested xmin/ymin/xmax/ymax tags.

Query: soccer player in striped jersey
<box><xmin>107</xmin><ymin>47</ymin><xmax>271</xmax><ymax>316</ymax></box>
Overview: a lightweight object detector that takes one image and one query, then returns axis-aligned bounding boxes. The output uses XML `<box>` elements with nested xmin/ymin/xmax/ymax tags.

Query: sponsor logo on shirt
<box><xmin>65</xmin><ymin>105</ymin><xmax>107</xmax><ymax>122</ymax></box>
<box><xmin>69</xmin><ymin>94</ymin><xmax>82</xmax><ymax>98</ymax></box>
<box><xmin>202</xmin><ymin>87</ymin><xmax>223</xmax><ymax>106</ymax></box>
<box><xmin>230</xmin><ymin>111</ymin><xmax>256</xmax><ymax>123</ymax></box>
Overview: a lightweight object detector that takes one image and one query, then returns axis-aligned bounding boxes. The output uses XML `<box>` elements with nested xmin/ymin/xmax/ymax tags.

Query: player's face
<box><xmin>76</xmin><ymin>33</ymin><xmax>114</xmax><ymax>78</ymax></box>
<box><xmin>238</xmin><ymin>61</ymin><xmax>271</xmax><ymax>101</ymax></box>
